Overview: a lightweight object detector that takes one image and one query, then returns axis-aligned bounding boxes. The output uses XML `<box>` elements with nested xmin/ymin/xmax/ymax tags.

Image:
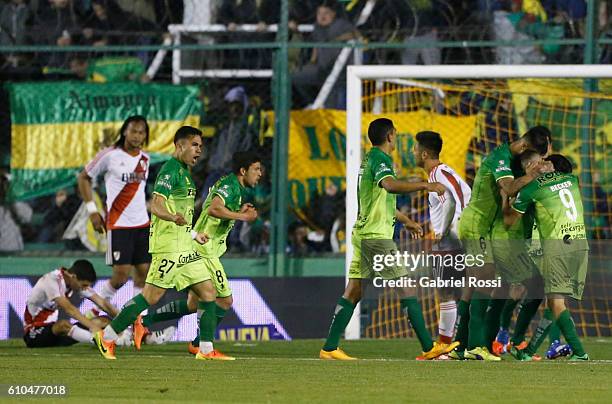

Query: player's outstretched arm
<box><xmin>150</xmin><ymin>193</ymin><xmax>187</xmax><ymax>225</ymax></box>
<box><xmin>54</xmin><ymin>296</ymin><xmax>101</xmax><ymax>334</ymax></box>
<box><xmin>89</xmin><ymin>292</ymin><xmax>119</xmax><ymax>318</ymax></box>
<box><xmin>380</xmin><ymin>177</ymin><xmax>446</xmax><ymax>195</ymax></box>
<box><xmin>396</xmin><ymin>210</ymin><xmax>423</xmax><ymax>239</ymax></box>
<box><xmin>208</xmin><ymin>196</ymin><xmax>258</xmax><ymax>222</ymax></box>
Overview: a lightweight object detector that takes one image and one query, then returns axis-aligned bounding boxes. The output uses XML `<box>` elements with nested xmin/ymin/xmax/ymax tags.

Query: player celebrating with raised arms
<box><xmin>78</xmin><ymin>115</ymin><xmax>152</xmax><ymax>309</ymax></box>
<box><xmin>319</xmin><ymin>118</ymin><xmax>453</xmax><ymax>361</ymax></box>
<box><xmin>132</xmin><ymin>151</ymin><xmax>262</xmax><ymax>355</ymax></box>
<box><xmin>414</xmin><ymin>131</ymin><xmax>471</xmax><ymax>349</ymax></box>
<box><xmin>23</xmin><ymin>260</ymin><xmax>118</xmax><ymax>348</ymax></box>
<box><xmin>503</xmin><ymin>153</ymin><xmax>590</xmax><ymax>361</ymax></box>
<box><xmin>94</xmin><ymin>126</ymin><xmax>231</xmax><ymax>361</ymax></box>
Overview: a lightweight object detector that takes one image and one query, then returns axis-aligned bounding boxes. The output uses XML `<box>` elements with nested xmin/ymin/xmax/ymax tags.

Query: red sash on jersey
<box><xmin>107</xmin><ymin>154</ymin><xmax>149</xmax><ymax>229</ymax></box>
<box><xmin>23</xmin><ymin>308</ymin><xmax>56</xmax><ymax>331</ymax></box>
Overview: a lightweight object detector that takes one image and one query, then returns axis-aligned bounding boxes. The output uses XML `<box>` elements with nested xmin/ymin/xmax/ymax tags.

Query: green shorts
<box><xmin>202</xmin><ymin>257</ymin><xmax>232</xmax><ymax>298</ymax></box>
<box><xmin>348</xmin><ymin>233</ymin><xmax>408</xmax><ymax>280</ymax></box>
<box><xmin>458</xmin><ymin>215</ymin><xmax>494</xmax><ymax>265</ymax></box>
<box><xmin>492</xmin><ymin>239</ymin><xmax>538</xmax><ymax>283</ymax></box>
<box><xmin>146</xmin><ymin>251</ymin><xmax>210</xmax><ymax>291</ymax></box>
<box><xmin>541</xmin><ymin>250</ymin><xmax>588</xmax><ymax>300</ymax></box>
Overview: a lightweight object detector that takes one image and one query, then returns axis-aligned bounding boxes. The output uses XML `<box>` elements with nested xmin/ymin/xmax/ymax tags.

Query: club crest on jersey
<box><xmin>113</xmin><ymin>251</ymin><xmax>121</xmax><ymax>261</ymax></box>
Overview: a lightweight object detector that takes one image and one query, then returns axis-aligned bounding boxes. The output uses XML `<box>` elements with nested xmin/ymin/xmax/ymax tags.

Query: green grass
<box><xmin>1</xmin><ymin>338</ymin><xmax>612</xmax><ymax>403</ymax></box>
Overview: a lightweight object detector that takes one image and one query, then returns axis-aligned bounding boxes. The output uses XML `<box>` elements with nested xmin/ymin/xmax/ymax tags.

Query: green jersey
<box><xmin>149</xmin><ymin>158</ymin><xmax>196</xmax><ymax>254</ymax></box>
<box><xmin>491</xmin><ymin>158</ymin><xmax>533</xmax><ymax>240</ymax></box>
<box><xmin>462</xmin><ymin>143</ymin><xmax>515</xmax><ymax>235</ymax></box>
<box><xmin>87</xmin><ymin>57</ymin><xmax>145</xmax><ymax>83</ymax></box>
<box><xmin>353</xmin><ymin>148</ymin><xmax>396</xmax><ymax>239</ymax></box>
<box><xmin>513</xmin><ymin>172</ymin><xmax>588</xmax><ymax>253</ymax></box>
<box><xmin>193</xmin><ymin>173</ymin><xmax>244</xmax><ymax>258</ymax></box>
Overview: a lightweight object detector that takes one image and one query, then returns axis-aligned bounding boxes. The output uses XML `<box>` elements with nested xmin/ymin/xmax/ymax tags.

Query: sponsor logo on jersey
<box><xmin>178</xmin><ymin>250</ymin><xmax>202</xmax><ymax>265</ymax></box>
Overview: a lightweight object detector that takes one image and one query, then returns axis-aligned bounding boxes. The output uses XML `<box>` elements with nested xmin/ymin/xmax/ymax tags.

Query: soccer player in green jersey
<box><xmin>134</xmin><ymin>151</ymin><xmax>262</xmax><ymax>355</ymax></box>
<box><xmin>453</xmin><ymin>126</ymin><xmax>551</xmax><ymax>361</ymax></box>
<box><xmin>503</xmin><ymin>152</ymin><xmax>590</xmax><ymax>361</ymax></box>
<box><xmin>319</xmin><ymin>118</ymin><xmax>453</xmax><ymax>360</ymax></box>
<box><xmin>94</xmin><ymin>126</ymin><xmax>229</xmax><ymax>360</ymax></box>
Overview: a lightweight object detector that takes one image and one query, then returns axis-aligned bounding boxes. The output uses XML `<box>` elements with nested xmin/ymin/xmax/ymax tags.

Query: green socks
<box><xmin>467</xmin><ymin>291</ymin><xmax>490</xmax><ymax>350</ymax></box>
<box><xmin>556</xmin><ymin>309</ymin><xmax>585</xmax><ymax>356</ymax></box>
<box><xmin>142</xmin><ymin>299</ymin><xmax>191</xmax><ymax>327</ymax></box>
<box><xmin>484</xmin><ymin>299</ymin><xmax>506</xmax><ymax>350</ymax></box>
<box><xmin>500</xmin><ymin>299</ymin><xmax>519</xmax><ymax>329</ymax></box>
<box><xmin>109</xmin><ymin>294</ymin><xmax>150</xmax><ymax>334</ymax></box>
<box><xmin>198</xmin><ymin>301</ymin><xmax>217</xmax><ymax>344</ymax></box>
<box><xmin>454</xmin><ymin>299</ymin><xmax>470</xmax><ymax>351</ymax></box>
<box><xmin>401</xmin><ymin>297</ymin><xmax>433</xmax><ymax>352</ymax></box>
<box><xmin>216</xmin><ymin>304</ymin><xmax>228</xmax><ymax>326</ymax></box>
<box><xmin>549</xmin><ymin>319</ymin><xmax>561</xmax><ymax>344</ymax></box>
<box><xmin>511</xmin><ymin>298</ymin><xmax>542</xmax><ymax>345</ymax></box>
<box><xmin>322</xmin><ymin>297</ymin><xmax>356</xmax><ymax>351</ymax></box>
<box><xmin>525</xmin><ymin>307</ymin><xmax>554</xmax><ymax>356</ymax></box>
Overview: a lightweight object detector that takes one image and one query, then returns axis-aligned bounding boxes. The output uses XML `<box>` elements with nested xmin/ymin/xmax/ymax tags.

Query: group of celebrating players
<box><xmin>22</xmin><ymin>114</ymin><xmax>589</xmax><ymax>362</ymax></box>
<box><xmin>320</xmin><ymin>118</ymin><xmax>589</xmax><ymax>361</ymax></box>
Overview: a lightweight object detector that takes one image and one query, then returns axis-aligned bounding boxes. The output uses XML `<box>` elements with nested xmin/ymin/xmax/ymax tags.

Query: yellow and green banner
<box><xmin>8</xmin><ymin>81</ymin><xmax>201</xmax><ymax>200</ymax></box>
<box><xmin>288</xmin><ymin>110</ymin><xmax>476</xmax><ymax>208</ymax></box>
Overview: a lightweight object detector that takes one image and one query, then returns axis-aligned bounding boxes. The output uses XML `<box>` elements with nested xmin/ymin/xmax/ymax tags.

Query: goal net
<box><xmin>345</xmin><ymin>65</ymin><xmax>612</xmax><ymax>340</ymax></box>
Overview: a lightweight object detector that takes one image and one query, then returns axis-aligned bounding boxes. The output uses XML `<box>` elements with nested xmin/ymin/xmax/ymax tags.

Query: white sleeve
<box><xmin>433</xmin><ymin>170</ymin><xmax>459</xmax><ymax>237</ymax></box>
<box><xmin>85</xmin><ymin>148</ymin><xmax>111</xmax><ymax>179</ymax></box>
<box><xmin>80</xmin><ymin>287</ymin><xmax>95</xmax><ymax>300</ymax></box>
<box><xmin>41</xmin><ymin>274</ymin><xmax>62</xmax><ymax>302</ymax></box>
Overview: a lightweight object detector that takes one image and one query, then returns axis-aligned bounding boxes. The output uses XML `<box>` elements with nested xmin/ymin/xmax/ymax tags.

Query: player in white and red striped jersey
<box><xmin>23</xmin><ymin>260</ymin><xmax>118</xmax><ymax>347</ymax></box>
<box><xmin>415</xmin><ymin>131</ymin><xmax>472</xmax><ymax>349</ymax></box>
<box><xmin>78</xmin><ymin>116</ymin><xmax>151</xmax><ymax>306</ymax></box>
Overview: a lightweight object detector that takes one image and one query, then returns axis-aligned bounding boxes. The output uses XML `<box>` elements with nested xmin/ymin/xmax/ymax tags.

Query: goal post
<box><xmin>345</xmin><ymin>64</ymin><xmax>612</xmax><ymax>340</ymax></box>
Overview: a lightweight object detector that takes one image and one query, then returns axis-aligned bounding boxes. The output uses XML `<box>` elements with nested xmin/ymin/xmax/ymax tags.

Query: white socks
<box><xmin>199</xmin><ymin>341</ymin><xmax>213</xmax><ymax>354</ymax></box>
<box><xmin>68</xmin><ymin>325</ymin><xmax>93</xmax><ymax>344</ymax></box>
<box><xmin>439</xmin><ymin>300</ymin><xmax>458</xmax><ymax>342</ymax></box>
<box><xmin>102</xmin><ymin>325</ymin><xmax>119</xmax><ymax>342</ymax></box>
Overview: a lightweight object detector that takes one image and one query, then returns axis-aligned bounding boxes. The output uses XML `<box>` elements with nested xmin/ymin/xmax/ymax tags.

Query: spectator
<box><xmin>291</xmin><ymin>1</ymin><xmax>355</xmax><ymax>108</ymax></box>
<box><xmin>492</xmin><ymin>0</ymin><xmax>544</xmax><ymax>64</ymax></box>
<box><xmin>0</xmin><ymin>0</ymin><xmax>31</xmax><ymax>67</ymax></box>
<box><xmin>307</xmin><ymin>182</ymin><xmax>344</xmax><ymax>250</ymax></box>
<box><xmin>401</xmin><ymin>0</ymin><xmax>446</xmax><ymax>66</ymax></box>
<box><xmin>181</xmin><ymin>0</ymin><xmax>219</xmax><ymax>71</ymax></box>
<box><xmin>201</xmin><ymin>86</ymin><xmax>258</xmax><ymax>201</ymax></box>
<box><xmin>114</xmin><ymin>0</ymin><xmax>155</xmax><ymax>24</ymax></box>
<box><xmin>81</xmin><ymin>0</ymin><xmax>126</xmax><ymax>47</ymax></box>
<box><xmin>31</xmin><ymin>0</ymin><xmax>83</xmax><ymax>68</ymax></box>
<box><xmin>0</xmin><ymin>171</ymin><xmax>32</xmax><ymax>252</ymax></box>
<box><xmin>37</xmin><ymin>188</ymin><xmax>81</xmax><ymax>243</ymax></box>
<box><xmin>69</xmin><ymin>55</ymin><xmax>150</xmax><ymax>82</ymax></box>
<box><xmin>217</xmin><ymin>0</ymin><xmax>279</xmax><ymax>69</ymax></box>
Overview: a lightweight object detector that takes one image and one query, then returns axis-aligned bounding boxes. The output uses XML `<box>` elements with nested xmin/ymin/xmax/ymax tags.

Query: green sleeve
<box><xmin>490</xmin><ymin>150</ymin><xmax>514</xmax><ymax>182</ymax></box>
<box><xmin>371</xmin><ymin>153</ymin><xmax>396</xmax><ymax>184</ymax></box>
<box><xmin>212</xmin><ymin>177</ymin><xmax>236</xmax><ymax>206</ymax></box>
<box><xmin>512</xmin><ymin>182</ymin><xmax>536</xmax><ymax>213</ymax></box>
<box><xmin>153</xmin><ymin>164</ymin><xmax>177</xmax><ymax>199</ymax></box>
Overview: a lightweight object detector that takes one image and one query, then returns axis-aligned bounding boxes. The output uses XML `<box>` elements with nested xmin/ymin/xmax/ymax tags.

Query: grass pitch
<box><xmin>1</xmin><ymin>338</ymin><xmax>611</xmax><ymax>403</ymax></box>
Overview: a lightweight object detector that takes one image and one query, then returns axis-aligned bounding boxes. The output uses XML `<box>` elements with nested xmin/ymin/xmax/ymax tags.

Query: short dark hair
<box><xmin>522</xmin><ymin>126</ymin><xmax>551</xmax><ymax>155</ymax></box>
<box><xmin>232</xmin><ymin>151</ymin><xmax>262</xmax><ymax>174</ymax></box>
<box><xmin>115</xmin><ymin>115</ymin><xmax>149</xmax><ymax>148</ymax></box>
<box><xmin>174</xmin><ymin>126</ymin><xmax>202</xmax><ymax>144</ymax></box>
<box><xmin>415</xmin><ymin>131</ymin><xmax>442</xmax><ymax>158</ymax></box>
<box><xmin>519</xmin><ymin>150</ymin><xmax>541</xmax><ymax>169</ymax></box>
<box><xmin>68</xmin><ymin>260</ymin><xmax>97</xmax><ymax>283</ymax></box>
<box><xmin>368</xmin><ymin>118</ymin><xmax>394</xmax><ymax>146</ymax></box>
<box><xmin>546</xmin><ymin>154</ymin><xmax>573</xmax><ymax>174</ymax></box>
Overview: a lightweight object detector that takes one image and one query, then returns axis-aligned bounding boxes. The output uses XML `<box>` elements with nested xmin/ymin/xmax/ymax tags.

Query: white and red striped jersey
<box><xmin>24</xmin><ymin>269</ymin><xmax>94</xmax><ymax>331</ymax></box>
<box><xmin>428</xmin><ymin>163</ymin><xmax>471</xmax><ymax>248</ymax></box>
<box><xmin>86</xmin><ymin>146</ymin><xmax>150</xmax><ymax>229</ymax></box>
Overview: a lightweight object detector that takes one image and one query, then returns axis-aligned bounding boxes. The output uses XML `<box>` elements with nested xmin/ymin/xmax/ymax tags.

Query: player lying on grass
<box><xmin>319</xmin><ymin>118</ymin><xmax>455</xmax><ymax>361</ymax></box>
<box><xmin>23</xmin><ymin>259</ymin><xmax>120</xmax><ymax>348</ymax></box>
<box><xmin>414</xmin><ymin>130</ymin><xmax>471</xmax><ymax>349</ymax></box>
<box><xmin>94</xmin><ymin>126</ymin><xmax>234</xmax><ymax>361</ymax></box>
<box><xmin>503</xmin><ymin>152</ymin><xmax>590</xmax><ymax>361</ymax></box>
<box><xmin>452</xmin><ymin>126</ymin><xmax>552</xmax><ymax>361</ymax></box>
<box><xmin>130</xmin><ymin>151</ymin><xmax>262</xmax><ymax>355</ymax></box>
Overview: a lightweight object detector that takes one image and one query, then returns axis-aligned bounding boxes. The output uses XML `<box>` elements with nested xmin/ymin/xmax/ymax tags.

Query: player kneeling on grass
<box><xmin>319</xmin><ymin>118</ymin><xmax>455</xmax><ymax>361</ymax></box>
<box><xmin>24</xmin><ymin>260</ymin><xmax>119</xmax><ymax>348</ymax></box>
<box><xmin>131</xmin><ymin>151</ymin><xmax>262</xmax><ymax>355</ymax></box>
<box><xmin>503</xmin><ymin>153</ymin><xmax>589</xmax><ymax>361</ymax></box>
<box><xmin>94</xmin><ymin>126</ymin><xmax>233</xmax><ymax>361</ymax></box>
